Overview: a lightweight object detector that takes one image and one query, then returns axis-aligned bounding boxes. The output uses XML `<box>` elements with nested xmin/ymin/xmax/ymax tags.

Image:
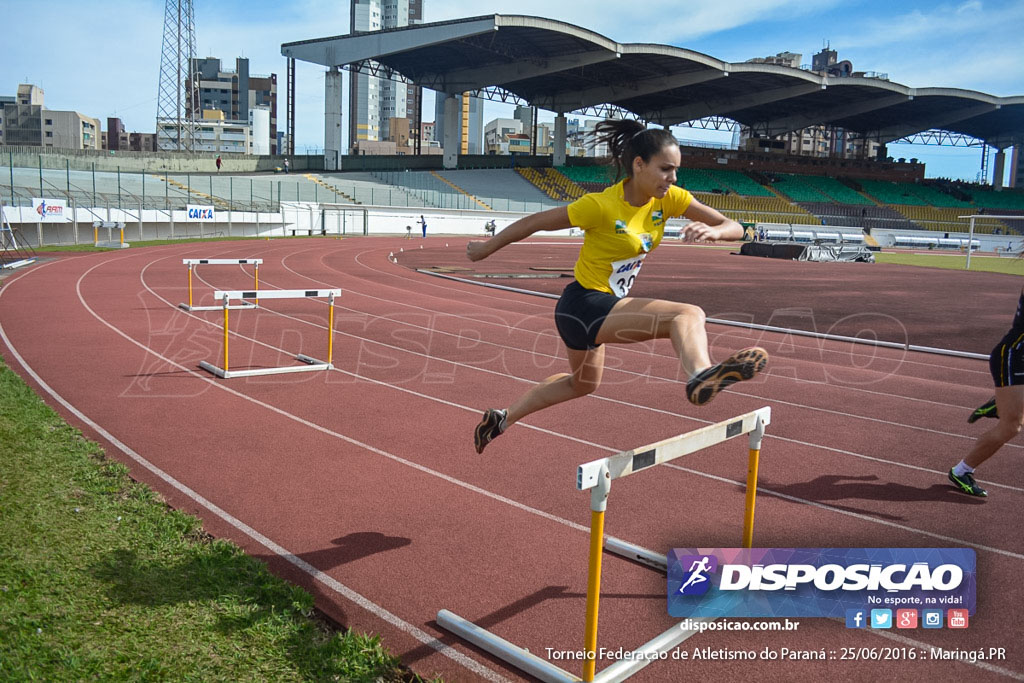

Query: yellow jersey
<box><xmin>566</xmin><ymin>180</ymin><xmax>693</xmax><ymax>296</ymax></box>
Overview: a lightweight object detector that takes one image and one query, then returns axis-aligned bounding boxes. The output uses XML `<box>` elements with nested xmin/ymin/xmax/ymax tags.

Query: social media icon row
<box><xmin>846</xmin><ymin>608</ymin><xmax>968</xmax><ymax>629</ymax></box>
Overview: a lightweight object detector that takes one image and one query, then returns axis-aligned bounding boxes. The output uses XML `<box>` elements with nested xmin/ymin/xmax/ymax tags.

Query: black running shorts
<box><xmin>554</xmin><ymin>280</ymin><xmax>620</xmax><ymax>351</ymax></box>
<box><xmin>990</xmin><ymin>328</ymin><xmax>1024</xmax><ymax>387</ymax></box>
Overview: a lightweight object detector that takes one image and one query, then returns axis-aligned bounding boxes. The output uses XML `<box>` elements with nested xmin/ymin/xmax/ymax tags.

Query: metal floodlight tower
<box><xmin>156</xmin><ymin>0</ymin><xmax>198</xmax><ymax>152</ymax></box>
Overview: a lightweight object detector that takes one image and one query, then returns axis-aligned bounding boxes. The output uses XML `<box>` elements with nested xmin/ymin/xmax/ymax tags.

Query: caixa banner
<box><xmin>667</xmin><ymin>548</ymin><xmax>975</xmax><ymax>618</ymax></box>
<box><xmin>186</xmin><ymin>205</ymin><xmax>216</xmax><ymax>221</ymax></box>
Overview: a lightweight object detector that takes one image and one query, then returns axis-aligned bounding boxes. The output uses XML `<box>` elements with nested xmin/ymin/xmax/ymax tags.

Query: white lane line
<box><xmin>0</xmin><ymin>256</ymin><xmax>511</xmax><ymax>683</ymax></box>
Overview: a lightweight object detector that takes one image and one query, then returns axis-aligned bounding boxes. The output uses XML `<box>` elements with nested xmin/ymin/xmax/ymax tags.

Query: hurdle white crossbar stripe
<box><xmin>183</xmin><ymin>258</ymin><xmax>263</xmax><ymax>265</ymax></box>
<box><xmin>577</xmin><ymin>407</ymin><xmax>771</xmax><ymax>492</ymax></box>
<box><xmin>213</xmin><ymin>288</ymin><xmax>340</xmax><ymax>301</ymax></box>
<box><xmin>179</xmin><ymin>259</ymin><xmax>262</xmax><ymax>311</ymax></box>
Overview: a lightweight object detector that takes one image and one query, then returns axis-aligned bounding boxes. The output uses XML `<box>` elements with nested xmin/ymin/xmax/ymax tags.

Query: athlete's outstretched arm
<box><xmin>680</xmin><ymin>198</ymin><xmax>743</xmax><ymax>242</ymax></box>
<box><xmin>467</xmin><ymin>206</ymin><xmax>572</xmax><ymax>262</ymax></box>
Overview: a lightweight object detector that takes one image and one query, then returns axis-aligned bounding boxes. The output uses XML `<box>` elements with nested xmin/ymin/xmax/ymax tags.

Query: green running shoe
<box><xmin>948</xmin><ymin>468</ymin><xmax>988</xmax><ymax>497</ymax></box>
<box><xmin>967</xmin><ymin>397</ymin><xmax>998</xmax><ymax>424</ymax></box>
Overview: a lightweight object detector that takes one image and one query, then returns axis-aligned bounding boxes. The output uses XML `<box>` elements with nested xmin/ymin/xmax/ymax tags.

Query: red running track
<box><xmin>0</xmin><ymin>237</ymin><xmax>1021</xmax><ymax>682</ymax></box>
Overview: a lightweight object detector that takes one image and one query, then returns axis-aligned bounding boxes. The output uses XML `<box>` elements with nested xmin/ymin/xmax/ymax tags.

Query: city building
<box><xmin>484</xmin><ymin>116</ymin><xmax>555</xmax><ymax>155</ymax></box>
<box><xmin>158</xmin><ymin>109</ymin><xmax>251</xmax><ymax>154</ymax></box>
<box><xmin>737</xmin><ymin>49</ymin><xmax>881</xmax><ymax>160</ymax></box>
<box><xmin>250</xmin><ymin>107</ymin><xmax>271</xmax><ymax>155</ymax></box>
<box><xmin>484</xmin><ymin>117</ymin><xmax>523</xmax><ymax>151</ymax></box>
<box><xmin>433</xmin><ymin>93</ymin><xmax>484</xmax><ymax>154</ymax></box>
<box><xmin>348</xmin><ymin>0</ymin><xmax>423</xmax><ymax>154</ymax></box>
<box><xmin>190</xmin><ymin>57</ymin><xmax>278</xmax><ymax>153</ymax></box>
<box><xmin>0</xmin><ymin>84</ymin><xmax>99</xmax><ymax>149</ymax></box>
<box><xmin>102</xmin><ymin>117</ymin><xmax>157</xmax><ymax>152</ymax></box>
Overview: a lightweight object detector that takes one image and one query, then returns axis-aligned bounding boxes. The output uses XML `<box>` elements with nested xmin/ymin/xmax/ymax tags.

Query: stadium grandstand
<box><xmin>2</xmin><ymin>13</ymin><xmax>1022</xmax><ymax>250</ymax></box>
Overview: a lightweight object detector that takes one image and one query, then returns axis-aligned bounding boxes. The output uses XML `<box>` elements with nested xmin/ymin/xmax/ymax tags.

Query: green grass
<box><xmin>874</xmin><ymin>251</ymin><xmax>1024</xmax><ymax>275</ymax></box>
<box><xmin>0</xmin><ymin>358</ymin><xmax>425</xmax><ymax>681</ymax></box>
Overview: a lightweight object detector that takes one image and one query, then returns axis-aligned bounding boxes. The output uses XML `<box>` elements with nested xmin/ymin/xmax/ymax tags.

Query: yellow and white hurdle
<box><xmin>179</xmin><ymin>258</ymin><xmax>262</xmax><ymax>311</ymax></box>
<box><xmin>198</xmin><ymin>288</ymin><xmax>340</xmax><ymax>379</ymax></box>
<box><xmin>438</xmin><ymin>406</ymin><xmax>771</xmax><ymax>683</ymax></box>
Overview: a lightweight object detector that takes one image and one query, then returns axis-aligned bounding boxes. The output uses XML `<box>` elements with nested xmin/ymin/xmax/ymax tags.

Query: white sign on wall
<box><xmin>32</xmin><ymin>198</ymin><xmax>68</xmax><ymax>222</ymax></box>
<box><xmin>186</xmin><ymin>205</ymin><xmax>216</xmax><ymax>221</ymax></box>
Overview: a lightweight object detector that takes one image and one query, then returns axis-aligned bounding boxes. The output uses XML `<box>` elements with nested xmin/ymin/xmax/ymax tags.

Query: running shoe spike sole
<box><xmin>687</xmin><ymin>347</ymin><xmax>769</xmax><ymax>407</ymax></box>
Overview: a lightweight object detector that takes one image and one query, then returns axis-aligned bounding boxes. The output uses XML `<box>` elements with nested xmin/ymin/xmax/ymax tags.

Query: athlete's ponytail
<box><xmin>592</xmin><ymin>119</ymin><xmax>678</xmax><ymax>180</ymax></box>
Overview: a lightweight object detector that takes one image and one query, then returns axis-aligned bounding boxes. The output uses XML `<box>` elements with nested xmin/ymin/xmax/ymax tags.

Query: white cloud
<box><xmin>829</xmin><ymin>1</ymin><xmax>1022</xmax><ymax>51</ymax></box>
<box><xmin>423</xmin><ymin>0</ymin><xmax>841</xmax><ymax>43</ymax></box>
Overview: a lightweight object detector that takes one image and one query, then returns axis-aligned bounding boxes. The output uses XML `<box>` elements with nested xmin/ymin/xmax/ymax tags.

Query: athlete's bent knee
<box><xmin>677</xmin><ymin>304</ymin><xmax>706</xmax><ymax>326</ymax></box>
<box><xmin>569</xmin><ymin>376</ymin><xmax>599</xmax><ymax>397</ymax></box>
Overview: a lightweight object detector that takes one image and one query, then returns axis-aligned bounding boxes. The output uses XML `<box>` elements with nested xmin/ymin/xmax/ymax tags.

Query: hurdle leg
<box><xmin>742</xmin><ymin>414</ymin><xmax>767</xmax><ymax>548</ymax></box>
<box><xmin>327</xmin><ymin>293</ymin><xmax>335</xmax><ymax>364</ymax></box>
<box><xmin>222</xmin><ymin>294</ymin><xmax>230</xmax><ymax>373</ymax></box>
<box><xmin>583</xmin><ymin>465</ymin><xmax>611</xmax><ymax>682</ymax></box>
<box><xmin>187</xmin><ymin>264</ymin><xmax>194</xmax><ymax>309</ymax></box>
<box><xmin>254</xmin><ymin>264</ymin><xmax>259</xmax><ymax>306</ymax></box>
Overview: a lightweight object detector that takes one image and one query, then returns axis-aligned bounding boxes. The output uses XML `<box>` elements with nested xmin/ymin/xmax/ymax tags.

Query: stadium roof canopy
<box><xmin>282</xmin><ymin>14</ymin><xmax>1024</xmax><ymax>149</ymax></box>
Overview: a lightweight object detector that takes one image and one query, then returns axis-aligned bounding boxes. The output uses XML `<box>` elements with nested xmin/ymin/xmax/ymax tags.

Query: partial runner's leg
<box><xmin>475</xmin><ymin>345</ymin><xmax>606</xmax><ymax>454</ymax></box>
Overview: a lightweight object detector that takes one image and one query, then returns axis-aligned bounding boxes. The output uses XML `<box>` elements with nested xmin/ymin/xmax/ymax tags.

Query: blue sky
<box><xmin>2</xmin><ymin>0</ymin><xmax>1021</xmax><ymax>182</ymax></box>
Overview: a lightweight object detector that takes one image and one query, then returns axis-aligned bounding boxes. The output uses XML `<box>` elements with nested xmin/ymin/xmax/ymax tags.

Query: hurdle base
<box><xmin>1</xmin><ymin>258</ymin><xmax>35</xmax><ymax>270</ymax></box>
<box><xmin>179</xmin><ymin>301</ymin><xmax>258</xmax><ymax>311</ymax></box>
<box><xmin>603</xmin><ymin>535</ymin><xmax>667</xmax><ymax>571</ymax></box>
<box><xmin>436</xmin><ymin>610</ymin><xmax>580</xmax><ymax>683</ymax></box>
<box><xmin>94</xmin><ymin>241</ymin><xmax>130</xmax><ymax>248</ymax></box>
<box><xmin>437</xmin><ymin>539</ymin><xmax>704</xmax><ymax>682</ymax></box>
<box><xmin>199</xmin><ymin>354</ymin><xmax>332</xmax><ymax>379</ymax></box>
<box><xmin>437</xmin><ymin>608</ymin><xmax>707</xmax><ymax>683</ymax></box>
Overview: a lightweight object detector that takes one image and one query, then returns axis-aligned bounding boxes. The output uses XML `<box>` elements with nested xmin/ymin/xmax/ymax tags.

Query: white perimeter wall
<box><xmin>2</xmin><ymin>202</ymin><xmax>1020</xmax><ymax>251</ymax></box>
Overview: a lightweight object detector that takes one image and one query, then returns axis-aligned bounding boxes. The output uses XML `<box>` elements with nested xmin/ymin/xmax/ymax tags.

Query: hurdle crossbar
<box><xmin>198</xmin><ymin>288</ymin><xmax>340</xmax><ymax>379</ymax></box>
<box><xmin>179</xmin><ymin>258</ymin><xmax>262</xmax><ymax>311</ymax></box>
<box><xmin>437</xmin><ymin>406</ymin><xmax>771</xmax><ymax>683</ymax></box>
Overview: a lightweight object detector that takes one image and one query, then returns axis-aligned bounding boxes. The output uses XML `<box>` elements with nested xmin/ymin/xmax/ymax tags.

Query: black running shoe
<box><xmin>948</xmin><ymin>468</ymin><xmax>988</xmax><ymax>497</ymax></box>
<box><xmin>967</xmin><ymin>397</ymin><xmax>998</xmax><ymax>424</ymax></box>
<box><xmin>474</xmin><ymin>409</ymin><xmax>507</xmax><ymax>454</ymax></box>
<box><xmin>686</xmin><ymin>347</ymin><xmax>769</xmax><ymax>406</ymax></box>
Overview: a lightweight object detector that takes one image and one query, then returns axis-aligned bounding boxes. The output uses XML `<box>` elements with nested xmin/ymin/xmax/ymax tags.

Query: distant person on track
<box><xmin>419</xmin><ymin>215</ymin><xmax>428</xmax><ymax>238</ymax></box>
<box><xmin>467</xmin><ymin>119</ymin><xmax>768</xmax><ymax>454</ymax></box>
<box><xmin>950</xmin><ymin>287</ymin><xmax>1024</xmax><ymax>497</ymax></box>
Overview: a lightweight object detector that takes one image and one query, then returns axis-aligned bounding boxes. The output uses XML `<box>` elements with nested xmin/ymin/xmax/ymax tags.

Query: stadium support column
<box><xmin>443</xmin><ymin>94</ymin><xmax>459</xmax><ymax>170</ymax></box>
<box><xmin>325</xmin><ymin>67</ymin><xmax>342</xmax><ymax>171</ymax></box>
<box><xmin>1010</xmin><ymin>146</ymin><xmax>1019</xmax><ymax>189</ymax></box>
<box><xmin>553</xmin><ymin>114</ymin><xmax>567</xmax><ymax>167</ymax></box>
<box><xmin>993</xmin><ymin>148</ymin><xmax>1006</xmax><ymax>190</ymax></box>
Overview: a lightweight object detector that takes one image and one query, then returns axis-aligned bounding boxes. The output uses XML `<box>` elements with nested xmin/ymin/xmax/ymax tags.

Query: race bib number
<box><xmin>608</xmin><ymin>253</ymin><xmax>646</xmax><ymax>297</ymax></box>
